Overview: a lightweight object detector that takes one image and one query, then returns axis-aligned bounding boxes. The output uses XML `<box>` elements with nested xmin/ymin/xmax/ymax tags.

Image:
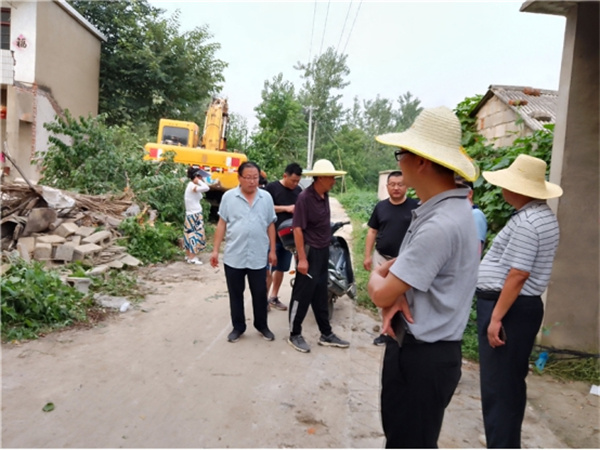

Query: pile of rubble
<box><xmin>1</xmin><ymin>181</ymin><xmax>143</xmax><ymax>274</ymax></box>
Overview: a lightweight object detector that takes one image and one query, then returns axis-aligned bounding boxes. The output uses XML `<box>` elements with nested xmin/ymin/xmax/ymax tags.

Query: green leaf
<box><xmin>42</xmin><ymin>402</ymin><xmax>55</xmax><ymax>412</ymax></box>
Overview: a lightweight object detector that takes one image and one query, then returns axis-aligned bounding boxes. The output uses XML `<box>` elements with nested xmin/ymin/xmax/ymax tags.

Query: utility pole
<box><xmin>306</xmin><ymin>106</ymin><xmax>313</xmax><ymax>170</ymax></box>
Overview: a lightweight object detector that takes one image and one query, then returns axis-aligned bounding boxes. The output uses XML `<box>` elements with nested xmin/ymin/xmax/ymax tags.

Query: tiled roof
<box><xmin>470</xmin><ymin>85</ymin><xmax>558</xmax><ymax>131</ymax></box>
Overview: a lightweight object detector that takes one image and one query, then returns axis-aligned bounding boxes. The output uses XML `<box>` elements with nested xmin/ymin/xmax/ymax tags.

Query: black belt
<box><xmin>476</xmin><ymin>289</ymin><xmax>541</xmax><ymax>302</ymax></box>
<box><xmin>401</xmin><ymin>333</ymin><xmax>460</xmax><ymax>346</ymax></box>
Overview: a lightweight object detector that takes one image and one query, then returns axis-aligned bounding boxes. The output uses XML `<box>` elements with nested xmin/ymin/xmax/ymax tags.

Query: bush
<box><xmin>337</xmin><ymin>190</ymin><xmax>379</xmax><ymax>313</ymax></box>
<box><xmin>40</xmin><ymin>111</ymin><xmax>188</xmax><ymax>226</ymax></box>
<box><xmin>1</xmin><ymin>259</ymin><xmax>90</xmax><ymax>341</ymax></box>
<box><xmin>118</xmin><ymin>217</ymin><xmax>182</xmax><ymax>264</ymax></box>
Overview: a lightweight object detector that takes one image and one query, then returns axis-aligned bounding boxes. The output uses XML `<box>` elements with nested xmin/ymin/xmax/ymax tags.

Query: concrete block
<box><xmin>17</xmin><ymin>242</ymin><xmax>31</xmax><ymax>262</ymax></box>
<box><xmin>54</xmin><ymin>242</ymin><xmax>77</xmax><ymax>262</ymax></box>
<box><xmin>82</xmin><ymin>230</ymin><xmax>112</xmax><ymax>246</ymax></box>
<box><xmin>87</xmin><ymin>265</ymin><xmax>110</xmax><ymax>275</ymax></box>
<box><xmin>73</xmin><ymin>243</ymin><xmax>103</xmax><ymax>261</ymax></box>
<box><xmin>107</xmin><ymin>260</ymin><xmax>124</xmax><ymax>269</ymax></box>
<box><xmin>69</xmin><ymin>235</ymin><xmax>82</xmax><ymax>246</ymax></box>
<box><xmin>16</xmin><ymin>236</ymin><xmax>36</xmax><ymax>254</ymax></box>
<box><xmin>120</xmin><ymin>254</ymin><xmax>141</xmax><ymax>267</ymax></box>
<box><xmin>65</xmin><ymin>277</ymin><xmax>92</xmax><ymax>294</ymax></box>
<box><xmin>33</xmin><ymin>243</ymin><xmax>53</xmax><ymax>260</ymax></box>
<box><xmin>37</xmin><ymin>235</ymin><xmax>66</xmax><ymax>245</ymax></box>
<box><xmin>54</xmin><ymin>222</ymin><xmax>79</xmax><ymax>238</ymax></box>
<box><xmin>76</xmin><ymin>226</ymin><xmax>96</xmax><ymax>238</ymax></box>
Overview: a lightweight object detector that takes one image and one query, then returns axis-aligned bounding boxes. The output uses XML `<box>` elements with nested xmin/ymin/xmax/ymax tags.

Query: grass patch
<box><xmin>337</xmin><ymin>190</ymin><xmax>379</xmax><ymax>315</ymax></box>
<box><xmin>1</xmin><ymin>258</ymin><xmax>144</xmax><ymax>342</ymax></box>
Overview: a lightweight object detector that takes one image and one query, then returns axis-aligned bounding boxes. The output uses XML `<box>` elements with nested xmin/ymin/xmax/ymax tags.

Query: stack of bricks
<box><xmin>15</xmin><ymin>221</ymin><xmax>140</xmax><ymax>269</ymax></box>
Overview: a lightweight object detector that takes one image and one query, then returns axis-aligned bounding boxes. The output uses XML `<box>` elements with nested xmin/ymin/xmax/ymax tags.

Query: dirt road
<box><xmin>2</xmin><ymin>199</ymin><xmax>598</xmax><ymax>447</ymax></box>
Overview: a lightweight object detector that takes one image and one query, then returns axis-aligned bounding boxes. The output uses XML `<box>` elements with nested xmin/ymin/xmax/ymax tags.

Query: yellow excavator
<box><xmin>144</xmin><ymin>98</ymin><xmax>248</xmax><ymax>211</ymax></box>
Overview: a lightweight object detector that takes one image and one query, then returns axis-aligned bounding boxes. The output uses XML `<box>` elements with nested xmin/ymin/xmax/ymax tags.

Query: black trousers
<box><xmin>476</xmin><ymin>290</ymin><xmax>544</xmax><ymax>448</ymax></box>
<box><xmin>224</xmin><ymin>264</ymin><xmax>268</xmax><ymax>333</ymax></box>
<box><xmin>381</xmin><ymin>334</ymin><xmax>462</xmax><ymax>448</ymax></box>
<box><xmin>288</xmin><ymin>245</ymin><xmax>332</xmax><ymax>337</ymax></box>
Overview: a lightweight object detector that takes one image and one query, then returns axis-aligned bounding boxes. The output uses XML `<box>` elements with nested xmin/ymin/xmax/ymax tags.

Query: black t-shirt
<box><xmin>265</xmin><ymin>180</ymin><xmax>302</xmax><ymax>229</ymax></box>
<box><xmin>367</xmin><ymin>197</ymin><xmax>420</xmax><ymax>257</ymax></box>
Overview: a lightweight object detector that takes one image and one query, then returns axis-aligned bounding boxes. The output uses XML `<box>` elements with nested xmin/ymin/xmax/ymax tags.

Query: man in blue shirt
<box><xmin>210</xmin><ymin>161</ymin><xmax>277</xmax><ymax>343</ymax></box>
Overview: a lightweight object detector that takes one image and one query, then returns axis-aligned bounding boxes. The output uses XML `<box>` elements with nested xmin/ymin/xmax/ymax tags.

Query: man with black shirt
<box><xmin>265</xmin><ymin>163</ymin><xmax>303</xmax><ymax>311</ymax></box>
<box><xmin>364</xmin><ymin>171</ymin><xmax>419</xmax><ymax>345</ymax></box>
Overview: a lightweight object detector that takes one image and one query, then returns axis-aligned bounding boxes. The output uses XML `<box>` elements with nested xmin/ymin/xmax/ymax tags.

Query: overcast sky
<box><xmin>150</xmin><ymin>1</ymin><xmax>566</xmax><ymax>130</ymax></box>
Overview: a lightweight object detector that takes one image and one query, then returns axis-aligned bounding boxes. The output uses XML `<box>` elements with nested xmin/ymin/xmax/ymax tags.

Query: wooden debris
<box><xmin>1</xmin><ymin>181</ymin><xmax>148</xmax><ymax>270</ymax></box>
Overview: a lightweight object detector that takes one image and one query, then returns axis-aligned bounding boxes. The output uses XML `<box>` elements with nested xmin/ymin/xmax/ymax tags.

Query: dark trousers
<box><xmin>381</xmin><ymin>335</ymin><xmax>462</xmax><ymax>448</ymax></box>
<box><xmin>224</xmin><ymin>264</ymin><xmax>268</xmax><ymax>333</ymax></box>
<box><xmin>476</xmin><ymin>291</ymin><xmax>544</xmax><ymax>448</ymax></box>
<box><xmin>288</xmin><ymin>246</ymin><xmax>332</xmax><ymax>337</ymax></box>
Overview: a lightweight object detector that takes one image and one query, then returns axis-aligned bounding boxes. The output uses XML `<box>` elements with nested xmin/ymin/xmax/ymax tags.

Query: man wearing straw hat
<box><xmin>287</xmin><ymin>159</ymin><xmax>351</xmax><ymax>353</ymax></box>
<box><xmin>368</xmin><ymin>106</ymin><xmax>480</xmax><ymax>448</ymax></box>
<box><xmin>476</xmin><ymin>154</ymin><xmax>562</xmax><ymax>448</ymax></box>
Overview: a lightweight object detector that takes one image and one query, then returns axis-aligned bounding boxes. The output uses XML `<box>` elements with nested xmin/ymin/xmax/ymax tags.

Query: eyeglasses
<box><xmin>240</xmin><ymin>176</ymin><xmax>259</xmax><ymax>181</ymax></box>
<box><xmin>387</xmin><ymin>183</ymin><xmax>405</xmax><ymax>188</ymax></box>
<box><xmin>394</xmin><ymin>149</ymin><xmax>411</xmax><ymax>161</ymax></box>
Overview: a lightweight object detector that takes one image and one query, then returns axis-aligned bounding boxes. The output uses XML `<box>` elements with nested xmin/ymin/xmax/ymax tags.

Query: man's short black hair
<box><xmin>387</xmin><ymin>170</ymin><xmax>403</xmax><ymax>182</ymax></box>
<box><xmin>284</xmin><ymin>162</ymin><xmax>303</xmax><ymax>177</ymax></box>
<box><xmin>239</xmin><ymin>161</ymin><xmax>260</xmax><ymax>177</ymax></box>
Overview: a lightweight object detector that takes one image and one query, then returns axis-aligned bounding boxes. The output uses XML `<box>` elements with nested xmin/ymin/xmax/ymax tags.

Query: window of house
<box><xmin>1</xmin><ymin>8</ymin><xmax>10</xmax><ymax>50</ymax></box>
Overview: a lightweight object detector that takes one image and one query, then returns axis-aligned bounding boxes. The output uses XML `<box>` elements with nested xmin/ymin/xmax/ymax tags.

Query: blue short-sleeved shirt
<box><xmin>218</xmin><ymin>187</ymin><xmax>277</xmax><ymax>269</ymax></box>
<box><xmin>390</xmin><ymin>189</ymin><xmax>480</xmax><ymax>342</ymax></box>
<box><xmin>472</xmin><ymin>206</ymin><xmax>488</xmax><ymax>244</ymax></box>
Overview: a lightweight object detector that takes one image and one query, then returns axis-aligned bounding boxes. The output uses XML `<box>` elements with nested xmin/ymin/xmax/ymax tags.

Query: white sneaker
<box><xmin>187</xmin><ymin>257</ymin><xmax>203</xmax><ymax>265</ymax></box>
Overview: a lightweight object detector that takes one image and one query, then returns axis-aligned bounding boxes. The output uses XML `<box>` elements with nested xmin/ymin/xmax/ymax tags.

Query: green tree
<box><xmin>296</xmin><ymin>47</ymin><xmax>350</xmax><ymax>145</ymax></box>
<box><xmin>70</xmin><ymin>0</ymin><xmax>226</xmax><ymax>127</ymax></box>
<box><xmin>394</xmin><ymin>91</ymin><xmax>423</xmax><ymax>131</ymax></box>
<box><xmin>40</xmin><ymin>111</ymin><xmax>186</xmax><ymax>225</ymax></box>
<box><xmin>455</xmin><ymin>95</ymin><xmax>555</xmax><ymax>244</ymax></box>
<box><xmin>226</xmin><ymin>112</ymin><xmax>250</xmax><ymax>152</ymax></box>
<box><xmin>248</xmin><ymin>73</ymin><xmax>307</xmax><ymax>175</ymax></box>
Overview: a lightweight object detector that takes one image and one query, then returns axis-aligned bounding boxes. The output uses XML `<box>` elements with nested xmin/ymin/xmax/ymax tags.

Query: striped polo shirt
<box><xmin>477</xmin><ymin>200</ymin><xmax>560</xmax><ymax>296</ymax></box>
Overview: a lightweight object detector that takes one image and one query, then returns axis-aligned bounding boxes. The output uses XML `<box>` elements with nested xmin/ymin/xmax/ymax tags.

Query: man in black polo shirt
<box><xmin>287</xmin><ymin>159</ymin><xmax>350</xmax><ymax>353</ymax></box>
<box><xmin>364</xmin><ymin>170</ymin><xmax>419</xmax><ymax>345</ymax></box>
<box><xmin>265</xmin><ymin>163</ymin><xmax>303</xmax><ymax>311</ymax></box>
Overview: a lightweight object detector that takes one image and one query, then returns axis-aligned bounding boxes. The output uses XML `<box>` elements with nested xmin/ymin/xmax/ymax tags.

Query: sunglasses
<box><xmin>394</xmin><ymin>149</ymin><xmax>411</xmax><ymax>161</ymax></box>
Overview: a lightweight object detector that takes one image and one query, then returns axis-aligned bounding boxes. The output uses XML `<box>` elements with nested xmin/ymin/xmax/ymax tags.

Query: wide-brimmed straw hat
<box><xmin>483</xmin><ymin>154</ymin><xmax>563</xmax><ymax>199</ymax></box>
<box><xmin>303</xmin><ymin>159</ymin><xmax>347</xmax><ymax>177</ymax></box>
<box><xmin>376</xmin><ymin>106</ymin><xmax>479</xmax><ymax>181</ymax></box>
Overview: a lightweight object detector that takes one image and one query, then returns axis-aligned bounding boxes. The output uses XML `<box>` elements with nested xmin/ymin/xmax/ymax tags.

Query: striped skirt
<box><xmin>183</xmin><ymin>211</ymin><xmax>206</xmax><ymax>254</ymax></box>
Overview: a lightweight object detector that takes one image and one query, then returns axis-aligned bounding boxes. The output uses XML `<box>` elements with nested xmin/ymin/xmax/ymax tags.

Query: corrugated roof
<box><xmin>470</xmin><ymin>85</ymin><xmax>558</xmax><ymax>131</ymax></box>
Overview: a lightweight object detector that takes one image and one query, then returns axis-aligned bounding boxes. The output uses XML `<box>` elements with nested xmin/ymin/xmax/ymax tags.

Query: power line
<box><xmin>336</xmin><ymin>0</ymin><xmax>353</xmax><ymax>54</ymax></box>
<box><xmin>342</xmin><ymin>0</ymin><xmax>362</xmax><ymax>55</ymax></box>
<box><xmin>307</xmin><ymin>1</ymin><xmax>318</xmax><ymax>66</ymax></box>
<box><xmin>318</xmin><ymin>0</ymin><xmax>331</xmax><ymax>57</ymax></box>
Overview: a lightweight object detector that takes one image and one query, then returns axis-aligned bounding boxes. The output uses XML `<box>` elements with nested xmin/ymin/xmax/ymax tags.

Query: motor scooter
<box><xmin>277</xmin><ymin>219</ymin><xmax>356</xmax><ymax>320</ymax></box>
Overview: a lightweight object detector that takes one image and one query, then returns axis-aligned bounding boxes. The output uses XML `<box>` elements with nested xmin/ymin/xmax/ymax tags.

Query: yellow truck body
<box><xmin>143</xmin><ymin>99</ymin><xmax>247</xmax><ymax>191</ymax></box>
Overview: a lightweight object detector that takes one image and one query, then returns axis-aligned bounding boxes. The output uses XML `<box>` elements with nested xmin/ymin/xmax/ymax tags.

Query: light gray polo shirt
<box><xmin>218</xmin><ymin>186</ymin><xmax>277</xmax><ymax>270</ymax></box>
<box><xmin>477</xmin><ymin>200</ymin><xmax>559</xmax><ymax>295</ymax></box>
<box><xmin>390</xmin><ymin>188</ymin><xmax>480</xmax><ymax>342</ymax></box>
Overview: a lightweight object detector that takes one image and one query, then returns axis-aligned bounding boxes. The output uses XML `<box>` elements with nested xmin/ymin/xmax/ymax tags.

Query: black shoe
<box><xmin>259</xmin><ymin>328</ymin><xmax>275</xmax><ymax>341</ymax></box>
<box><xmin>287</xmin><ymin>335</ymin><xmax>311</xmax><ymax>353</ymax></box>
<box><xmin>373</xmin><ymin>334</ymin><xmax>387</xmax><ymax>346</ymax></box>
<box><xmin>318</xmin><ymin>333</ymin><xmax>350</xmax><ymax>348</ymax></box>
<box><xmin>227</xmin><ymin>329</ymin><xmax>243</xmax><ymax>343</ymax></box>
